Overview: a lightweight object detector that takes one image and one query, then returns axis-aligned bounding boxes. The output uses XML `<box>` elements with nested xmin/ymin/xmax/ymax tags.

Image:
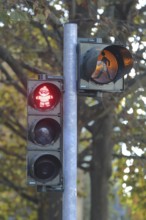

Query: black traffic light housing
<box><xmin>27</xmin><ymin>75</ymin><xmax>64</xmax><ymax>192</ymax></box>
<box><xmin>77</xmin><ymin>38</ymin><xmax>133</xmax><ymax>95</ymax></box>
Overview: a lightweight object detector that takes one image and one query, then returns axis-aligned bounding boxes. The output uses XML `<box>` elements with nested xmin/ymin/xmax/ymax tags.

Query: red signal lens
<box><xmin>31</xmin><ymin>83</ymin><xmax>61</xmax><ymax>110</ymax></box>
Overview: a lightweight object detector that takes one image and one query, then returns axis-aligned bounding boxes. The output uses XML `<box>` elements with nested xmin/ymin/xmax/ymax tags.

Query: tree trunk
<box><xmin>90</xmin><ymin>109</ymin><xmax>113</xmax><ymax>220</ymax></box>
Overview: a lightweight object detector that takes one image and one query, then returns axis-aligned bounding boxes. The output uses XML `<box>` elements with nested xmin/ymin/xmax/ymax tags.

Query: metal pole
<box><xmin>63</xmin><ymin>23</ymin><xmax>78</xmax><ymax>220</ymax></box>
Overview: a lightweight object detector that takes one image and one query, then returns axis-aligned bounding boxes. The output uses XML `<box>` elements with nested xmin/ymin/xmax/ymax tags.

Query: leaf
<box><xmin>0</xmin><ymin>11</ymin><xmax>10</xmax><ymax>24</ymax></box>
<box><xmin>76</xmin><ymin>0</ymin><xmax>85</xmax><ymax>5</ymax></box>
<box><xmin>35</xmin><ymin>13</ymin><xmax>46</xmax><ymax>23</ymax></box>
<box><xmin>10</xmin><ymin>10</ymin><xmax>30</xmax><ymax>22</ymax></box>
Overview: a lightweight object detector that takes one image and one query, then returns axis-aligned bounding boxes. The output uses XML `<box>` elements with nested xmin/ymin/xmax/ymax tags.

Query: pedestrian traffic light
<box><xmin>27</xmin><ymin>75</ymin><xmax>64</xmax><ymax>192</ymax></box>
<box><xmin>77</xmin><ymin>38</ymin><xmax>133</xmax><ymax>95</ymax></box>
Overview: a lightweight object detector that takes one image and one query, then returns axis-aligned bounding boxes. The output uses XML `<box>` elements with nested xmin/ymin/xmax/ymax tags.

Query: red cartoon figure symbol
<box><xmin>36</xmin><ymin>86</ymin><xmax>53</xmax><ymax>108</ymax></box>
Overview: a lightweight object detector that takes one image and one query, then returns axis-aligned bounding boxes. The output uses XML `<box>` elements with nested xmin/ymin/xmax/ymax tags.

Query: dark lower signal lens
<box><xmin>32</xmin><ymin>118</ymin><xmax>61</xmax><ymax>145</ymax></box>
<box><xmin>34</xmin><ymin>155</ymin><xmax>61</xmax><ymax>180</ymax></box>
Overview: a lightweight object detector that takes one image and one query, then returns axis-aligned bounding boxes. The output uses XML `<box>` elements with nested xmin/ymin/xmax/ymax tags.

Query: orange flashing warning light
<box><xmin>91</xmin><ymin>49</ymin><xmax>118</xmax><ymax>84</ymax></box>
<box><xmin>77</xmin><ymin>38</ymin><xmax>134</xmax><ymax>94</ymax></box>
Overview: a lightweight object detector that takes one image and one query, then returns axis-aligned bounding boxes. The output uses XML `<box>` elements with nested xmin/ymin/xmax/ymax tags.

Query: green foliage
<box><xmin>10</xmin><ymin>10</ymin><xmax>30</xmax><ymax>22</ymax></box>
<box><xmin>112</xmin><ymin>88</ymin><xmax>146</xmax><ymax>218</ymax></box>
<box><xmin>0</xmin><ymin>11</ymin><xmax>10</xmax><ymax>24</ymax></box>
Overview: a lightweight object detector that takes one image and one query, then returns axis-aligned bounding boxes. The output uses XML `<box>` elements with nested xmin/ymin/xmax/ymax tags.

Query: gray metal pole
<box><xmin>63</xmin><ymin>23</ymin><xmax>78</xmax><ymax>220</ymax></box>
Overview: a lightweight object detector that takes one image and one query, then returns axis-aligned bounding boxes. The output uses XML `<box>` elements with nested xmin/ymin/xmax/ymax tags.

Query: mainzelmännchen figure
<box><xmin>36</xmin><ymin>86</ymin><xmax>53</xmax><ymax>108</ymax></box>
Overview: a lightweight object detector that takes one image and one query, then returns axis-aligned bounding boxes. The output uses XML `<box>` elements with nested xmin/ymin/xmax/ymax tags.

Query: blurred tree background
<box><xmin>0</xmin><ymin>0</ymin><xmax>146</xmax><ymax>220</ymax></box>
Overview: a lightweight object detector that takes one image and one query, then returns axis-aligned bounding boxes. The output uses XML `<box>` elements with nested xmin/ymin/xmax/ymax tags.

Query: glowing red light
<box><xmin>32</xmin><ymin>83</ymin><xmax>61</xmax><ymax>110</ymax></box>
<box><xmin>35</xmin><ymin>85</ymin><xmax>53</xmax><ymax>108</ymax></box>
